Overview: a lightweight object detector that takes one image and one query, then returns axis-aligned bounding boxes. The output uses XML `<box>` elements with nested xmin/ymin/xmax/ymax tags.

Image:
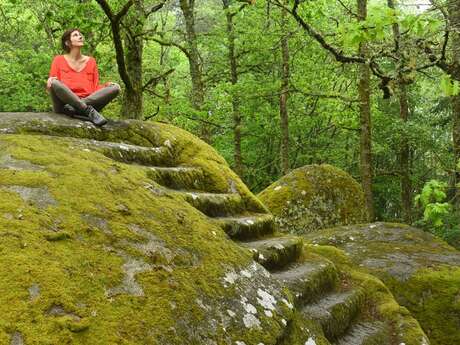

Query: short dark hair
<box><xmin>61</xmin><ymin>28</ymin><xmax>81</xmax><ymax>53</ymax></box>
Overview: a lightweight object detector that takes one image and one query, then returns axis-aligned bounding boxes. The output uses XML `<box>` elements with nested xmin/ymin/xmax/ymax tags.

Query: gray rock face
<box><xmin>305</xmin><ymin>222</ymin><xmax>460</xmax><ymax>281</ymax></box>
<box><xmin>28</xmin><ymin>284</ymin><xmax>40</xmax><ymax>301</ymax></box>
<box><xmin>0</xmin><ymin>154</ymin><xmax>44</xmax><ymax>171</ymax></box>
<box><xmin>5</xmin><ymin>185</ymin><xmax>57</xmax><ymax>209</ymax></box>
<box><xmin>334</xmin><ymin>321</ymin><xmax>389</xmax><ymax>345</ymax></box>
<box><xmin>10</xmin><ymin>332</ymin><xmax>23</xmax><ymax>345</ymax></box>
<box><xmin>304</xmin><ymin>222</ymin><xmax>460</xmax><ymax>345</ymax></box>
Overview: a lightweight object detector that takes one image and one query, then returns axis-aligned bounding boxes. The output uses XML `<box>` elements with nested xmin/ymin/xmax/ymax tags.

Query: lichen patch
<box><xmin>304</xmin><ymin>338</ymin><xmax>316</xmax><ymax>345</ymax></box>
<box><xmin>243</xmin><ymin>313</ymin><xmax>261</xmax><ymax>329</ymax></box>
<box><xmin>256</xmin><ymin>289</ymin><xmax>277</xmax><ymax>311</ymax></box>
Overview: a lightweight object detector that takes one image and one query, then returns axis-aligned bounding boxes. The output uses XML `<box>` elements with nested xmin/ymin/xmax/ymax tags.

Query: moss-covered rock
<box><xmin>304</xmin><ymin>222</ymin><xmax>460</xmax><ymax>345</ymax></box>
<box><xmin>0</xmin><ymin>113</ymin><xmax>294</xmax><ymax>345</ymax></box>
<box><xmin>257</xmin><ymin>164</ymin><xmax>368</xmax><ymax>234</ymax></box>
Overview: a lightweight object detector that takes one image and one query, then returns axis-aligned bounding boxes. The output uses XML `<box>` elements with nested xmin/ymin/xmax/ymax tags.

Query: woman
<box><xmin>47</xmin><ymin>28</ymin><xmax>120</xmax><ymax>126</ymax></box>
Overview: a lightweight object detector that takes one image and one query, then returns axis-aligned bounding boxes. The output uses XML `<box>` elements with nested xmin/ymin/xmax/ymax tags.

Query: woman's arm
<box><xmin>92</xmin><ymin>58</ymin><xmax>115</xmax><ymax>89</ymax></box>
<box><xmin>93</xmin><ymin>58</ymin><xmax>101</xmax><ymax>90</ymax></box>
<box><xmin>47</xmin><ymin>56</ymin><xmax>60</xmax><ymax>89</ymax></box>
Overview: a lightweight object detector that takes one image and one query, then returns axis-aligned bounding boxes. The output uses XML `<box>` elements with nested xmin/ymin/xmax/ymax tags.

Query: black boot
<box><xmin>63</xmin><ymin>104</ymin><xmax>77</xmax><ymax>116</ymax></box>
<box><xmin>81</xmin><ymin>105</ymin><xmax>107</xmax><ymax>127</ymax></box>
<box><xmin>63</xmin><ymin>104</ymin><xmax>90</xmax><ymax>121</ymax></box>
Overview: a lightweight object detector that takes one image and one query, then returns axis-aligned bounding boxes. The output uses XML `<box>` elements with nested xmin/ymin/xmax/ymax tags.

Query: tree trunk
<box><xmin>159</xmin><ymin>12</ymin><xmax>171</xmax><ymax>104</ymax></box>
<box><xmin>223</xmin><ymin>1</ymin><xmax>244</xmax><ymax>177</ymax></box>
<box><xmin>398</xmin><ymin>83</ymin><xmax>412</xmax><ymax>221</ymax></box>
<box><xmin>179</xmin><ymin>0</ymin><xmax>209</xmax><ymax>142</ymax></box>
<box><xmin>121</xmin><ymin>4</ymin><xmax>144</xmax><ymax>119</ymax></box>
<box><xmin>279</xmin><ymin>5</ymin><xmax>290</xmax><ymax>175</ymax></box>
<box><xmin>449</xmin><ymin>0</ymin><xmax>460</xmax><ymax>211</ymax></box>
<box><xmin>357</xmin><ymin>0</ymin><xmax>374</xmax><ymax>220</ymax></box>
<box><xmin>388</xmin><ymin>0</ymin><xmax>411</xmax><ymax>222</ymax></box>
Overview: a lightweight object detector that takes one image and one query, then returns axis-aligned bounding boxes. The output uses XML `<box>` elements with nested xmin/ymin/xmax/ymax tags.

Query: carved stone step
<box><xmin>271</xmin><ymin>256</ymin><xmax>339</xmax><ymax>306</ymax></box>
<box><xmin>302</xmin><ymin>288</ymin><xmax>366</xmax><ymax>341</ymax></box>
<box><xmin>176</xmin><ymin>191</ymin><xmax>245</xmax><ymax>217</ymax></box>
<box><xmin>146</xmin><ymin>166</ymin><xmax>205</xmax><ymax>190</ymax></box>
<box><xmin>83</xmin><ymin>139</ymin><xmax>173</xmax><ymax>166</ymax></box>
<box><xmin>213</xmin><ymin>214</ymin><xmax>275</xmax><ymax>240</ymax></box>
<box><xmin>334</xmin><ymin>321</ymin><xmax>390</xmax><ymax>345</ymax></box>
<box><xmin>239</xmin><ymin>235</ymin><xmax>303</xmax><ymax>269</ymax></box>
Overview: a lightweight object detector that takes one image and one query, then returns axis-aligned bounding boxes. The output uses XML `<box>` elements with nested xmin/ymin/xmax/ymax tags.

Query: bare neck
<box><xmin>66</xmin><ymin>48</ymin><xmax>84</xmax><ymax>60</ymax></box>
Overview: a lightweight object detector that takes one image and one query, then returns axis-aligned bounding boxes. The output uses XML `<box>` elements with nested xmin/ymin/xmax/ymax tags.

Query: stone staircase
<box><xmin>96</xmin><ymin>137</ymin><xmax>402</xmax><ymax>345</ymax></box>
<box><xmin>0</xmin><ymin>114</ymin><xmax>425</xmax><ymax>344</ymax></box>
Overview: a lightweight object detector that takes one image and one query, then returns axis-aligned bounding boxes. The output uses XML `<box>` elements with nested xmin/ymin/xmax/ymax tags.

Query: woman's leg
<box><xmin>49</xmin><ymin>86</ymin><xmax>66</xmax><ymax>114</ymax></box>
<box><xmin>49</xmin><ymin>79</ymin><xmax>87</xmax><ymax>112</ymax></box>
<box><xmin>82</xmin><ymin>83</ymin><xmax>121</xmax><ymax>111</ymax></box>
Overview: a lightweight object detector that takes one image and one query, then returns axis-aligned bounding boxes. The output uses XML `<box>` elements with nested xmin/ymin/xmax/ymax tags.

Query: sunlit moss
<box><xmin>0</xmin><ymin>122</ymin><xmax>277</xmax><ymax>345</ymax></box>
<box><xmin>258</xmin><ymin>164</ymin><xmax>368</xmax><ymax>234</ymax></box>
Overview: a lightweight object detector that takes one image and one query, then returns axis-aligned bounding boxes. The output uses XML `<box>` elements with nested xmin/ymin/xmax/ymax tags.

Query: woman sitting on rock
<box><xmin>46</xmin><ymin>28</ymin><xmax>120</xmax><ymax>126</ymax></box>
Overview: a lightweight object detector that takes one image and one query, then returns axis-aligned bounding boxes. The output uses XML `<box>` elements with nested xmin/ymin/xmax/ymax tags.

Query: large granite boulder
<box><xmin>258</xmin><ymin>164</ymin><xmax>368</xmax><ymax>234</ymax></box>
<box><xmin>0</xmin><ymin>113</ymin><xmax>432</xmax><ymax>345</ymax></box>
<box><xmin>304</xmin><ymin>222</ymin><xmax>460</xmax><ymax>345</ymax></box>
<box><xmin>0</xmin><ymin>113</ymin><xmax>294</xmax><ymax>345</ymax></box>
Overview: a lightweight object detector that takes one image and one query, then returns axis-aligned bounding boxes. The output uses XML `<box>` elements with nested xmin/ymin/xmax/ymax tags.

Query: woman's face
<box><xmin>68</xmin><ymin>30</ymin><xmax>84</xmax><ymax>49</ymax></box>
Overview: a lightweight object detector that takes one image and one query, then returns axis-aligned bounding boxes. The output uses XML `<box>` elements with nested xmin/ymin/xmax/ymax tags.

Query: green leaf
<box><xmin>441</xmin><ymin>75</ymin><xmax>452</xmax><ymax>96</ymax></box>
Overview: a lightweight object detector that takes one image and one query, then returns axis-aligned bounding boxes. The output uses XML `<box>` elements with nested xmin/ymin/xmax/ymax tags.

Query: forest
<box><xmin>1</xmin><ymin>0</ymin><xmax>459</xmax><ymax>246</ymax></box>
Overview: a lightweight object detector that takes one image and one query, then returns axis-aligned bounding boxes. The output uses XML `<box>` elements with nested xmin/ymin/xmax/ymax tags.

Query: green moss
<box><xmin>0</xmin><ymin>128</ymin><xmax>282</xmax><ymax>344</ymax></box>
<box><xmin>384</xmin><ymin>266</ymin><xmax>460</xmax><ymax>345</ymax></box>
<box><xmin>293</xmin><ymin>251</ymin><xmax>340</xmax><ymax>304</ymax></box>
<box><xmin>306</xmin><ymin>244</ymin><xmax>429</xmax><ymax>345</ymax></box>
<box><xmin>258</xmin><ymin>164</ymin><xmax>368</xmax><ymax>234</ymax></box>
<box><xmin>44</xmin><ymin>231</ymin><xmax>72</xmax><ymax>241</ymax></box>
<box><xmin>276</xmin><ymin>311</ymin><xmax>330</xmax><ymax>345</ymax></box>
<box><xmin>305</xmin><ymin>223</ymin><xmax>460</xmax><ymax>345</ymax></box>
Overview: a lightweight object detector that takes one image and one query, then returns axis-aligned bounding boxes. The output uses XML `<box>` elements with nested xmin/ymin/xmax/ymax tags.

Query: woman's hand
<box><xmin>47</xmin><ymin>77</ymin><xmax>57</xmax><ymax>89</ymax></box>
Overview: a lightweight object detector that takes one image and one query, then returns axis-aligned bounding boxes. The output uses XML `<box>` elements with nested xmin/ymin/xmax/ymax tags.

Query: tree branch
<box><xmin>288</xmin><ymin>0</ymin><xmax>365</xmax><ymax>64</ymax></box>
<box><xmin>150</xmin><ymin>37</ymin><xmax>191</xmax><ymax>59</ymax></box>
<box><xmin>337</xmin><ymin>0</ymin><xmax>358</xmax><ymax>19</ymax></box>
<box><xmin>115</xmin><ymin>0</ymin><xmax>135</xmax><ymax>23</ymax></box>
<box><xmin>145</xmin><ymin>1</ymin><xmax>167</xmax><ymax>17</ymax></box>
<box><xmin>142</xmin><ymin>68</ymin><xmax>175</xmax><ymax>91</ymax></box>
<box><xmin>95</xmin><ymin>0</ymin><xmax>133</xmax><ymax>91</ymax></box>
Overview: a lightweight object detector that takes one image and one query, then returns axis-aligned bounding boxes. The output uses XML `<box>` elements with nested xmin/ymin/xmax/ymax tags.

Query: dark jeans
<box><xmin>49</xmin><ymin>79</ymin><xmax>120</xmax><ymax>114</ymax></box>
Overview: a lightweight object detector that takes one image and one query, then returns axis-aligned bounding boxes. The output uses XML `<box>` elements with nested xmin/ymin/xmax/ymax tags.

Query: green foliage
<box><xmin>414</xmin><ymin>179</ymin><xmax>460</xmax><ymax>246</ymax></box>
<box><xmin>414</xmin><ymin>180</ymin><xmax>448</xmax><ymax>207</ymax></box>
<box><xmin>440</xmin><ymin>75</ymin><xmax>460</xmax><ymax>97</ymax></box>
<box><xmin>0</xmin><ymin>0</ymin><xmax>458</xmax><ymax>230</ymax></box>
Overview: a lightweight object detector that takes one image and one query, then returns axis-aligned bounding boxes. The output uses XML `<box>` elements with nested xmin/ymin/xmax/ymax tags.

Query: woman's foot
<box><xmin>63</xmin><ymin>104</ymin><xmax>77</xmax><ymax>116</ymax></box>
<box><xmin>63</xmin><ymin>104</ymin><xmax>90</xmax><ymax>121</ymax></box>
<box><xmin>81</xmin><ymin>105</ymin><xmax>107</xmax><ymax>126</ymax></box>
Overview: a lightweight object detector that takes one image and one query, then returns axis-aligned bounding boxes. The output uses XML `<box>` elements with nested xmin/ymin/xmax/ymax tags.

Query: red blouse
<box><xmin>49</xmin><ymin>55</ymin><xmax>103</xmax><ymax>98</ymax></box>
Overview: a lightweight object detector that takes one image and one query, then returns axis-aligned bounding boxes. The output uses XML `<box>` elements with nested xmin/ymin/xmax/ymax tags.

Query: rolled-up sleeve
<box><xmin>92</xmin><ymin>58</ymin><xmax>101</xmax><ymax>91</ymax></box>
<box><xmin>49</xmin><ymin>57</ymin><xmax>60</xmax><ymax>79</ymax></box>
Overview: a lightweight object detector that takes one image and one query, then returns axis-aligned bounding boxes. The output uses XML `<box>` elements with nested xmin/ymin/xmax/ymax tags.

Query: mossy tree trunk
<box><xmin>452</xmin><ymin>93</ymin><xmax>460</xmax><ymax>210</ymax></box>
<box><xmin>179</xmin><ymin>0</ymin><xmax>210</xmax><ymax>143</ymax></box>
<box><xmin>398</xmin><ymin>82</ymin><xmax>412</xmax><ymax>221</ymax></box>
<box><xmin>223</xmin><ymin>0</ymin><xmax>244</xmax><ymax>177</ymax></box>
<box><xmin>449</xmin><ymin>0</ymin><xmax>460</xmax><ymax>211</ymax></box>
<box><xmin>357</xmin><ymin>0</ymin><xmax>374</xmax><ymax>220</ymax></box>
<box><xmin>95</xmin><ymin>0</ymin><xmax>165</xmax><ymax>120</ymax></box>
<box><xmin>279</xmin><ymin>3</ymin><xmax>290</xmax><ymax>176</ymax></box>
<box><xmin>388</xmin><ymin>0</ymin><xmax>412</xmax><ymax>222</ymax></box>
<box><xmin>121</xmin><ymin>0</ymin><xmax>144</xmax><ymax>119</ymax></box>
